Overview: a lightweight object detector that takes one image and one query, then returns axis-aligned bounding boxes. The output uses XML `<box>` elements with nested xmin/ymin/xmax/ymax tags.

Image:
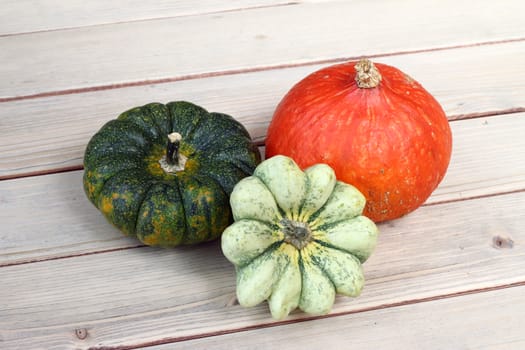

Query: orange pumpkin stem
<box><xmin>355</xmin><ymin>59</ymin><xmax>382</xmax><ymax>89</ymax></box>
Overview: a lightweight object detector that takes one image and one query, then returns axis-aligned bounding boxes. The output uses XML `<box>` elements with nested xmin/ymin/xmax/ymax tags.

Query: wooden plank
<box><xmin>430</xmin><ymin>113</ymin><xmax>525</xmax><ymax>203</ymax></box>
<box><xmin>1</xmin><ymin>191</ymin><xmax>524</xmax><ymax>349</ymax></box>
<box><xmin>1</xmin><ymin>41</ymin><xmax>525</xmax><ymax>178</ymax></box>
<box><xmin>157</xmin><ymin>286</ymin><xmax>525</xmax><ymax>350</ymax></box>
<box><xmin>0</xmin><ymin>0</ymin><xmax>294</xmax><ymax>36</ymax></box>
<box><xmin>1</xmin><ymin>0</ymin><xmax>524</xmax><ymax>99</ymax></box>
<box><xmin>1</xmin><ymin>112</ymin><xmax>524</xmax><ymax>266</ymax></box>
<box><xmin>0</xmin><ymin>171</ymin><xmax>137</xmax><ymax>266</ymax></box>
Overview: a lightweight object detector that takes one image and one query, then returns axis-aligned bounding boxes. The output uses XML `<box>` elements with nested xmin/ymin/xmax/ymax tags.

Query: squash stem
<box><xmin>281</xmin><ymin>219</ymin><xmax>312</xmax><ymax>250</ymax></box>
<box><xmin>166</xmin><ymin>132</ymin><xmax>182</xmax><ymax>166</ymax></box>
<box><xmin>159</xmin><ymin>132</ymin><xmax>187</xmax><ymax>173</ymax></box>
<box><xmin>355</xmin><ymin>59</ymin><xmax>382</xmax><ymax>88</ymax></box>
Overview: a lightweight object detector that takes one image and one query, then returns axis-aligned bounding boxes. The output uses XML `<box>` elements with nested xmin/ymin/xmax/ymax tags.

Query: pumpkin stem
<box><xmin>166</xmin><ymin>132</ymin><xmax>182</xmax><ymax>166</ymax></box>
<box><xmin>355</xmin><ymin>59</ymin><xmax>382</xmax><ymax>89</ymax></box>
<box><xmin>281</xmin><ymin>219</ymin><xmax>312</xmax><ymax>250</ymax></box>
<box><xmin>159</xmin><ymin>132</ymin><xmax>187</xmax><ymax>173</ymax></box>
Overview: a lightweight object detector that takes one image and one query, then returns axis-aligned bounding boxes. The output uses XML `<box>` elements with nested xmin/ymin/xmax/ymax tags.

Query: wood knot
<box><xmin>75</xmin><ymin>328</ymin><xmax>88</xmax><ymax>340</ymax></box>
<box><xmin>492</xmin><ymin>235</ymin><xmax>514</xmax><ymax>249</ymax></box>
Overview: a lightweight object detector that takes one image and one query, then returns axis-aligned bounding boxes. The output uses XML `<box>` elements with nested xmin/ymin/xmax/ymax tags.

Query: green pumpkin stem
<box><xmin>166</xmin><ymin>132</ymin><xmax>182</xmax><ymax>166</ymax></box>
<box><xmin>159</xmin><ymin>132</ymin><xmax>187</xmax><ymax>173</ymax></box>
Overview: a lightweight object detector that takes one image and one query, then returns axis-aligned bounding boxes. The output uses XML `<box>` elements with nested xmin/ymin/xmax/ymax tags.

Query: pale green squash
<box><xmin>221</xmin><ymin>155</ymin><xmax>379</xmax><ymax>319</ymax></box>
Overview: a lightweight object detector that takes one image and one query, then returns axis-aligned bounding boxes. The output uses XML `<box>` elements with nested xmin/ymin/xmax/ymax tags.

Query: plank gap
<box><xmin>2</xmin><ymin>189</ymin><xmax>524</xmax><ymax>346</ymax></box>
<box><xmin>0</xmin><ymin>244</ymin><xmax>145</xmax><ymax>268</ymax></box>
<box><xmin>2</xmin><ymin>37</ymin><xmax>524</xmax><ymax>104</ymax></box>
<box><xmin>1</xmin><ymin>188</ymin><xmax>521</xmax><ymax>268</ymax></box>
<box><xmin>449</xmin><ymin>107</ymin><xmax>525</xmax><ymax>121</ymax></box>
<box><xmin>0</xmin><ymin>164</ymin><xmax>84</xmax><ymax>181</ymax></box>
<box><xmin>2</xmin><ymin>104</ymin><xmax>524</xmax><ymax>182</ymax></box>
<box><xmin>0</xmin><ymin>2</ymin><xmax>300</xmax><ymax>38</ymax></box>
<box><xmin>425</xmin><ymin>188</ymin><xmax>525</xmax><ymax>207</ymax></box>
<box><xmin>85</xmin><ymin>280</ymin><xmax>525</xmax><ymax>350</ymax></box>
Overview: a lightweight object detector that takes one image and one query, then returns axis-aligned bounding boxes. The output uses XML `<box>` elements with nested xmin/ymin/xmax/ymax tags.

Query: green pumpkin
<box><xmin>221</xmin><ymin>155</ymin><xmax>378</xmax><ymax>319</ymax></box>
<box><xmin>83</xmin><ymin>101</ymin><xmax>261</xmax><ymax>247</ymax></box>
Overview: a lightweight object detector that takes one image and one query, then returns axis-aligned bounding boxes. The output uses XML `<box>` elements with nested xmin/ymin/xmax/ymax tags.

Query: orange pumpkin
<box><xmin>265</xmin><ymin>59</ymin><xmax>452</xmax><ymax>222</ymax></box>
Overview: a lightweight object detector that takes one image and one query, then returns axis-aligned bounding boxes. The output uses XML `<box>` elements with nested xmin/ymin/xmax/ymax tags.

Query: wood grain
<box><xmin>1</xmin><ymin>190</ymin><xmax>523</xmax><ymax>348</ymax></box>
<box><xmin>430</xmin><ymin>113</ymin><xmax>525</xmax><ymax>203</ymax></box>
<box><xmin>1</xmin><ymin>0</ymin><xmax>524</xmax><ymax>100</ymax></box>
<box><xmin>2</xmin><ymin>41</ymin><xmax>525</xmax><ymax>179</ymax></box>
<box><xmin>2</xmin><ymin>1</ymin><xmax>525</xmax><ymax>349</ymax></box>
<box><xmin>0</xmin><ymin>0</ymin><xmax>295</xmax><ymax>36</ymax></box>
<box><xmin>158</xmin><ymin>285</ymin><xmax>525</xmax><ymax>350</ymax></box>
<box><xmin>0</xmin><ymin>170</ymin><xmax>137</xmax><ymax>266</ymax></box>
<box><xmin>1</xmin><ymin>112</ymin><xmax>524</xmax><ymax>266</ymax></box>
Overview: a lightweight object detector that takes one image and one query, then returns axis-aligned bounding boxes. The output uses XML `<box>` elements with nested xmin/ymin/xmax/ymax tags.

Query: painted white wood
<box><xmin>1</xmin><ymin>0</ymin><xmax>524</xmax><ymax>99</ymax></box>
<box><xmin>431</xmin><ymin>113</ymin><xmax>525</xmax><ymax>203</ymax></box>
<box><xmin>158</xmin><ymin>286</ymin><xmax>525</xmax><ymax>350</ymax></box>
<box><xmin>0</xmin><ymin>0</ymin><xmax>295</xmax><ymax>35</ymax></box>
<box><xmin>1</xmin><ymin>1</ymin><xmax>524</xmax><ymax>349</ymax></box>
<box><xmin>0</xmin><ymin>171</ymin><xmax>138</xmax><ymax>266</ymax></box>
<box><xmin>1</xmin><ymin>41</ymin><xmax>525</xmax><ymax>178</ymax></box>
<box><xmin>1</xmin><ymin>191</ymin><xmax>523</xmax><ymax>348</ymax></box>
<box><xmin>1</xmin><ymin>112</ymin><xmax>523</xmax><ymax>266</ymax></box>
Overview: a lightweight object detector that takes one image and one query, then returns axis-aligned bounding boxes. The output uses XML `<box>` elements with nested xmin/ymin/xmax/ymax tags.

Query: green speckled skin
<box><xmin>221</xmin><ymin>155</ymin><xmax>379</xmax><ymax>319</ymax></box>
<box><xmin>83</xmin><ymin>101</ymin><xmax>261</xmax><ymax>247</ymax></box>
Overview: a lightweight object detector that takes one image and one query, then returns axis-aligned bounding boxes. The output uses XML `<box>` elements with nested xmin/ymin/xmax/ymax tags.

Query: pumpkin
<box><xmin>221</xmin><ymin>155</ymin><xmax>378</xmax><ymax>319</ymax></box>
<box><xmin>265</xmin><ymin>59</ymin><xmax>453</xmax><ymax>222</ymax></box>
<box><xmin>83</xmin><ymin>101</ymin><xmax>261</xmax><ymax>247</ymax></box>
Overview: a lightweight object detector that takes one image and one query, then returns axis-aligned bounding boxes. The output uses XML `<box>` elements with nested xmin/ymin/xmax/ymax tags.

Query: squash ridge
<box><xmin>93</xmin><ymin>166</ymin><xmax>145</xmax><ymax>205</ymax></box>
<box><xmin>313</xmin><ymin>238</ymin><xmax>370</xmax><ymax>264</ymax></box>
<box><xmin>239</xmin><ymin>240</ymin><xmax>284</xmax><ymax>269</ymax></box>
<box><xmin>308</xmin><ymin>246</ymin><xmax>338</xmax><ymax>291</ymax></box>
<box><xmin>132</xmin><ymin>181</ymin><xmax>159</xmax><ymax>239</ymax></box>
<box><xmin>166</xmin><ymin>101</ymin><xmax>208</xmax><ymax>145</ymax></box>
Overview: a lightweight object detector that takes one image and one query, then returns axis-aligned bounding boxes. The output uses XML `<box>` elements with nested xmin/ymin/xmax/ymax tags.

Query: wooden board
<box><xmin>2</xmin><ymin>1</ymin><xmax>525</xmax><ymax>349</ymax></box>
<box><xmin>159</xmin><ymin>285</ymin><xmax>525</xmax><ymax>350</ymax></box>
<box><xmin>1</xmin><ymin>190</ymin><xmax>523</xmax><ymax>348</ymax></box>
<box><xmin>431</xmin><ymin>113</ymin><xmax>525</xmax><ymax>203</ymax></box>
<box><xmin>2</xmin><ymin>112</ymin><xmax>524</xmax><ymax>266</ymax></box>
<box><xmin>1</xmin><ymin>41</ymin><xmax>525</xmax><ymax>179</ymax></box>
<box><xmin>1</xmin><ymin>0</ymin><xmax>524</xmax><ymax>100</ymax></box>
<box><xmin>0</xmin><ymin>0</ymin><xmax>295</xmax><ymax>35</ymax></box>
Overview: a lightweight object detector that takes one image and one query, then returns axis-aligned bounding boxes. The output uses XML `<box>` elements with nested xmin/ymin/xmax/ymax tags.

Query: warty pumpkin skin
<box><xmin>265</xmin><ymin>59</ymin><xmax>453</xmax><ymax>222</ymax></box>
<box><xmin>83</xmin><ymin>101</ymin><xmax>261</xmax><ymax>247</ymax></box>
<box><xmin>221</xmin><ymin>155</ymin><xmax>378</xmax><ymax>319</ymax></box>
